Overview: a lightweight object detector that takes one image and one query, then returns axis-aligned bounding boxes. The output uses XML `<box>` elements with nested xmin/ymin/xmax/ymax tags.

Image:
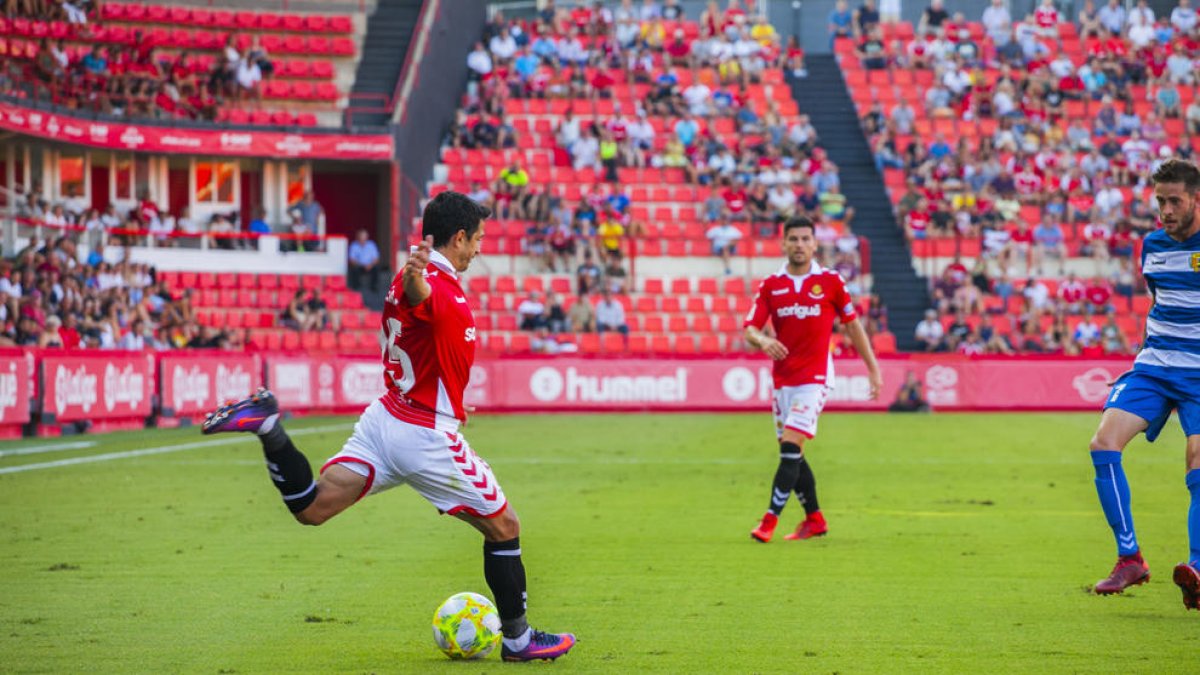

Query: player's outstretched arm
<box><xmin>845</xmin><ymin>317</ymin><xmax>883</xmax><ymax>400</ymax></box>
<box><xmin>402</xmin><ymin>235</ymin><xmax>434</xmax><ymax>306</ymax></box>
<box><xmin>745</xmin><ymin>325</ymin><xmax>788</xmax><ymax>360</ymax></box>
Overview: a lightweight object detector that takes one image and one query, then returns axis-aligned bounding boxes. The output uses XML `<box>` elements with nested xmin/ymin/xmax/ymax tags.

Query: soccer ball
<box><xmin>431</xmin><ymin>592</ymin><xmax>502</xmax><ymax>660</ymax></box>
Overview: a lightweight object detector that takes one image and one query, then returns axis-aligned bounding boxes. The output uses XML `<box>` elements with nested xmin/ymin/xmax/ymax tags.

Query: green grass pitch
<box><xmin>0</xmin><ymin>412</ymin><xmax>1195</xmax><ymax>673</ymax></box>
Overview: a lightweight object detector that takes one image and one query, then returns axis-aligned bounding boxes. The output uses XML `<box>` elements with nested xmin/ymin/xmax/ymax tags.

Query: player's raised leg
<box><xmin>1174</xmin><ymin>434</ymin><xmax>1200</xmax><ymax>610</ymax></box>
<box><xmin>1089</xmin><ymin>407</ymin><xmax>1151</xmax><ymax>594</ymax></box>
<box><xmin>202</xmin><ymin>388</ymin><xmax>362</xmax><ymax>524</ymax></box>
<box><xmin>455</xmin><ymin>506</ymin><xmax>575</xmax><ymax>661</ymax></box>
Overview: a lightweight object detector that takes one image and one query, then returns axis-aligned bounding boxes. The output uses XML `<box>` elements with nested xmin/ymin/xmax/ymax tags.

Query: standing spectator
<box><xmin>829</xmin><ymin>0</ymin><xmax>854</xmax><ymax>46</ymax></box>
<box><xmin>289</xmin><ymin>190</ymin><xmax>325</xmax><ymax>238</ymax></box>
<box><xmin>348</xmin><ymin>229</ymin><xmax>382</xmax><ymax>292</ymax></box>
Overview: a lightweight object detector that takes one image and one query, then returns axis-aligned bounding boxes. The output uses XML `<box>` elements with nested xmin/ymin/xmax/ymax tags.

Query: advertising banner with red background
<box><xmin>465</xmin><ymin>356</ymin><xmax>1129</xmax><ymax>413</ymax></box>
<box><xmin>159</xmin><ymin>353</ymin><xmax>263</xmax><ymax>417</ymax></box>
<box><xmin>265</xmin><ymin>355</ymin><xmax>382</xmax><ymax>412</ymax></box>
<box><xmin>40</xmin><ymin>352</ymin><xmax>155</xmax><ymax>423</ymax></box>
<box><xmin>0</xmin><ymin>102</ymin><xmax>394</xmax><ymax>161</ymax></box>
<box><xmin>0</xmin><ymin>349</ymin><xmax>34</xmax><ymax>429</ymax></box>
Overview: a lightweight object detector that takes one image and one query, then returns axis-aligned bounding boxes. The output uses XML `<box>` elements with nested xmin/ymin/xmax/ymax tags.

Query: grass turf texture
<box><xmin>0</xmin><ymin>412</ymin><xmax>1194</xmax><ymax>673</ymax></box>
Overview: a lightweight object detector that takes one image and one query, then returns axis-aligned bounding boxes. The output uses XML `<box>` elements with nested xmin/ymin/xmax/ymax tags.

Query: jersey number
<box><xmin>384</xmin><ymin>318</ymin><xmax>416</xmax><ymax>393</ymax></box>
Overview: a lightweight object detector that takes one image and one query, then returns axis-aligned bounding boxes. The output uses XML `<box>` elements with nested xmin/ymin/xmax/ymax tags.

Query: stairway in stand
<box><xmin>791</xmin><ymin>55</ymin><xmax>929</xmax><ymax>350</ymax></box>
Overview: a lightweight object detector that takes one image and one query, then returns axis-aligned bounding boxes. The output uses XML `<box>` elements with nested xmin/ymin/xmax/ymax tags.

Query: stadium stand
<box><xmin>424</xmin><ymin>4</ymin><xmax>896</xmax><ymax>356</ymax></box>
<box><xmin>835</xmin><ymin>4</ymin><xmax>1168</xmax><ymax>356</ymax></box>
<box><xmin>0</xmin><ymin>1</ymin><xmax>358</xmax><ymax>127</ymax></box>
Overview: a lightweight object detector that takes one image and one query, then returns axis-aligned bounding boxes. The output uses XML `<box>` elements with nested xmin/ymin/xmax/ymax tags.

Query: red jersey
<box><xmin>379</xmin><ymin>252</ymin><xmax>476</xmax><ymax>431</ymax></box>
<box><xmin>744</xmin><ymin>262</ymin><xmax>858</xmax><ymax>388</ymax></box>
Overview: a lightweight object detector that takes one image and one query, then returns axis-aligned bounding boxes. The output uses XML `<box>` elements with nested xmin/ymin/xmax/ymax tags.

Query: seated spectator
<box><xmin>348</xmin><ymin>229</ymin><xmax>383</xmax><ymax>292</ymax></box>
<box><xmin>1100</xmin><ymin>310</ymin><xmax>1131</xmax><ymax>355</ymax></box>
<box><xmin>856</xmin><ymin>26</ymin><xmax>888</xmax><ymax>69</ymax></box>
<box><xmin>544</xmin><ymin>292</ymin><xmax>568</xmax><ymax>333</ymax></box>
<box><xmin>594</xmin><ymin>288</ymin><xmax>629</xmax><ymax>336</ymax></box>
<box><xmin>706</xmin><ymin>221</ymin><xmax>743</xmax><ymax>275</ymax></box>
<box><xmin>889</xmin><ymin>370</ymin><xmax>930</xmax><ymax>412</ymax></box>
<box><xmin>568</xmin><ymin>293</ymin><xmax>595</xmax><ymax>332</ymax></box>
<box><xmin>576</xmin><ymin>250</ymin><xmax>603</xmax><ymax>295</ymax></box>
<box><xmin>915</xmin><ymin>309</ymin><xmax>944</xmax><ymax>351</ymax></box>
<box><xmin>518</xmin><ymin>291</ymin><xmax>548</xmax><ymax>331</ymax></box>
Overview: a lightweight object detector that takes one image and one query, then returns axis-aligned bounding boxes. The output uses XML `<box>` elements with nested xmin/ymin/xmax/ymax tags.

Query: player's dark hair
<box><xmin>783</xmin><ymin>216</ymin><xmax>815</xmax><ymax>235</ymax></box>
<box><xmin>1151</xmin><ymin>158</ymin><xmax>1200</xmax><ymax>193</ymax></box>
<box><xmin>422</xmin><ymin>191</ymin><xmax>491</xmax><ymax>248</ymax></box>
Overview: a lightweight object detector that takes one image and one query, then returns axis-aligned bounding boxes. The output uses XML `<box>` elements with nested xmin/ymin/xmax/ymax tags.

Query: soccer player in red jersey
<box><xmin>202</xmin><ymin>192</ymin><xmax>575</xmax><ymax>661</ymax></box>
<box><xmin>745</xmin><ymin>217</ymin><xmax>883</xmax><ymax>542</ymax></box>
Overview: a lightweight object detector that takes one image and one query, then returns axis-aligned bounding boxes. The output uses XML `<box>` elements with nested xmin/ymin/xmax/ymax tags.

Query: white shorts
<box><xmin>322</xmin><ymin>400</ymin><xmax>508</xmax><ymax>518</ymax></box>
<box><xmin>772</xmin><ymin>384</ymin><xmax>831</xmax><ymax>440</ymax></box>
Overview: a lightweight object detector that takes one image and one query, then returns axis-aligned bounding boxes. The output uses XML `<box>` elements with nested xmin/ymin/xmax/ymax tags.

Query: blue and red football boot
<box><xmin>501</xmin><ymin>629</ymin><xmax>576</xmax><ymax>662</ymax></box>
<box><xmin>201</xmin><ymin>387</ymin><xmax>280</xmax><ymax>435</ymax></box>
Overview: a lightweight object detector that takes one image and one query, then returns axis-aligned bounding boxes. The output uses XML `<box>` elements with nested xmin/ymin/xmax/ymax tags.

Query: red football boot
<box><xmin>784</xmin><ymin>511</ymin><xmax>828</xmax><ymax>540</ymax></box>
<box><xmin>1093</xmin><ymin>554</ymin><xmax>1150</xmax><ymax>595</ymax></box>
<box><xmin>1172</xmin><ymin>563</ymin><xmax>1200</xmax><ymax>610</ymax></box>
<box><xmin>750</xmin><ymin>512</ymin><xmax>778</xmax><ymax>543</ymax></box>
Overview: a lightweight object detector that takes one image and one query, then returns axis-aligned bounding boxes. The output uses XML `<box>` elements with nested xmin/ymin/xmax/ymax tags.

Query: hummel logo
<box><xmin>454</xmin><ymin>296</ymin><xmax>467</xmax><ymax>304</ymax></box>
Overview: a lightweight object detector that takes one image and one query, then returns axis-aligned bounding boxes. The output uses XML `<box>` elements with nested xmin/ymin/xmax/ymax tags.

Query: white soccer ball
<box><xmin>431</xmin><ymin>592</ymin><xmax>502</xmax><ymax>660</ymax></box>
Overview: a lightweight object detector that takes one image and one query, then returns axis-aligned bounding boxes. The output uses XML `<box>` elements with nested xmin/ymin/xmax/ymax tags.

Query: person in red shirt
<box><xmin>201</xmin><ymin>192</ymin><xmax>575</xmax><ymax>662</ymax></box>
<box><xmin>745</xmin><ymin>217</ymin><xmax>883</xmax><ymax>543</ymax></box>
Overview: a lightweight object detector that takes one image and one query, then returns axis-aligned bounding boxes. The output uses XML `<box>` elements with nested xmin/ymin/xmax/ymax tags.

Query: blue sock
<box><xmin>1187</xmin><ymin>469</ymin><xmax>1200</xmax><ymax>570</ymax></box>
<box><xmin>1091</xmin><ymin>450</ymin><xmax>1139</xmax><ymax>557</ymax></box>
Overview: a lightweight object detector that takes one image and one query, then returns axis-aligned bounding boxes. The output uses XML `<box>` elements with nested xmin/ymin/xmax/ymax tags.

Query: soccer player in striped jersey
<box><xmin>1089</xmin><ymin>159</ymin><xmax>1200</xmax><ymax>611</ymax></box>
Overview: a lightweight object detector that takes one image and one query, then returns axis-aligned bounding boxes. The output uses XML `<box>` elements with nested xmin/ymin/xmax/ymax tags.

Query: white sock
<box><xmin>503</xmin><ymin>628</ymin><xmax>532</xmax><ymax>652</ymax></box>
<box><xmin>255</xmin><ymin>413</ymin><xmax>281</xmax><ymax>435</ymax></box>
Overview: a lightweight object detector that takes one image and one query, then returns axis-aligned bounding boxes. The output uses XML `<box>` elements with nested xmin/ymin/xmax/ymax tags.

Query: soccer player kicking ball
<box><xmin>1088</xmin><ymin>159</ymin><xmax>1200</xmax><ymax>611</ymax></box>
<box><xmin>745</xmin><ymin>216</ymin><xmax>882</xmax><ymax>542</ymax></box>
<box><xmin>201</xmin><ymin>192</ymin><xmax>576</xmax><ymax>660</ymax></box>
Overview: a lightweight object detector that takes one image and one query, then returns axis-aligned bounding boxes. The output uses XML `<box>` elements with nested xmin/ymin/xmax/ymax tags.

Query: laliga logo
<box><xmin>340</xmin><ymin>362</ymin><xmax>382</xmax><ymax>404</ymax></box>
<box><xmin>529</xmin><ymin>367</ymin><xmax>565</xmax><ymax>402</ymax></box>
<box><xmin>104</xmin><ymin>363</ymin><xmax>145</xmax><ymax>412</ymax></box>
<box><xmin>722</xmin><ymin>367</ymin><xmax>758</xmax><ymax>402</ymax></box>
<box><xmin>172</xmin><ymin>365</ymin><xmax>210</xmax><ymax>412</ymax></box>
<box><xmin>54</xmin><ymin>365</ymin><xmax>98</xmax><ymax>414</ymax></box>
<box><xmin>0</xmin><ymin>363</ymin><xmax>17</xmax><ymax>412</ymax></box>
<box><xmin>1072</xmin><ymin>367</ymin><xmax>1115</xmax><ymax>403</ymax></box>
<box><xmin>215</xmin><ymin>364</ymin><xmax>253</xmax><ymax>406</ymax></box>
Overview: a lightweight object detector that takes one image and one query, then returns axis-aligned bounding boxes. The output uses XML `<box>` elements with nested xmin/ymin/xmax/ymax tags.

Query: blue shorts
<box><xmin>1103</xmin><ymin>368</ymin><xmax>1200</xmax><ymax>442</ymax></box>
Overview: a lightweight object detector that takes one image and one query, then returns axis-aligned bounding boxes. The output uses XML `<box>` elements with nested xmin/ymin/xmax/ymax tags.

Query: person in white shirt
<box><xmin>768</xmin><ymin>184</ymin><xmax>798</xmax><ymax>217</ymax></box>
<box><xmin>1172</xmin><ymin>0</ymin><xmax>1198</xmax><ymax>32</ymax></box>
<box><xmin>467</xmin><ymin>42</ymin><xmax>493</xmax><ymax>79</ymax></box>
<box><xmin>118</xmin><ymin>319</ymin><xmax>149</xmax><ymax>350</ymax></box>
<box><xmin>915</xmin><ymin>309</ymin><xmax>945</xmax><ymax>351</ymax></box>
<box><xmin>1126</xmin><ymin>0</ymin><xmax>1154</xmax><ymax>27</ymax></box>
<box><xmin>639</xmin><ymin>0</ymin><xmax>663</xmax><ymax>21</ymax></box>
<box><xmin>683</xmin><ymin>82</ymin><xmax>712</xmax><ymax>116</ymax></box>
<box><xmin>1023</xmin><ymin>278</ymin><xmax>1051</xmax><ymax>311</ymax></box>
<box><xmin>517</xmin><ymin>291</ymin><xmax>547</xmax><ymax>331</ymax></box>
<box><xmin>706</xmin><ymin>222</ymin><xmax>743</xmax><ymax>274</ymax></box>
<box><xmin>1127</xmin><ymin>13</ymin><xmax>1155</xmax><ymax>50</ymax></box>
<box><xmin>236</xmin><ymin>57</ymin><xmax>262</xmax><ymax>93</ymax></box>
<box><xmin>571</xmin><ymin>131</ymin><xmax>600</xmax><ymax>171</ymax></box>
<box><xmin>981</xmin><ymin>0</ymin><xmax>1012</xmax><ymax>46</ymax></box>
<box><xmin>489</xmin><ymin>28</ymin><xmax>517</xmax><ymax>61</ymax></box>
<box><xmin>594</xmin><ymin>289</ymin><xmax>628</xmax><ymax>335</ymax></box>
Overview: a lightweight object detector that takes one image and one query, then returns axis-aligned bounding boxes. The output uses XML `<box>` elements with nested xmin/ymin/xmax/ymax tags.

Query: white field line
<box><xmin>0</xmin><ymin>440</ymin><xmax>97</xmax><ymax>458</ymax></box>
<box><xmin>0</xmin><ymin>423</ymin><xmax>353</xmax><ymax>475</ymax></box>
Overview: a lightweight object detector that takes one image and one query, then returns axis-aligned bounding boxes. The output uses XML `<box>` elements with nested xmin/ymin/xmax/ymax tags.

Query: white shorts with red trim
<box><xmin>772</xmin><ymin>384</ymin><xmax>831</xmax><ymax>440</ymax></box>
<box><xmin>322</xmin><ymin>400</ymin><xmax>508</xmax><ymax>518</ymax></box>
